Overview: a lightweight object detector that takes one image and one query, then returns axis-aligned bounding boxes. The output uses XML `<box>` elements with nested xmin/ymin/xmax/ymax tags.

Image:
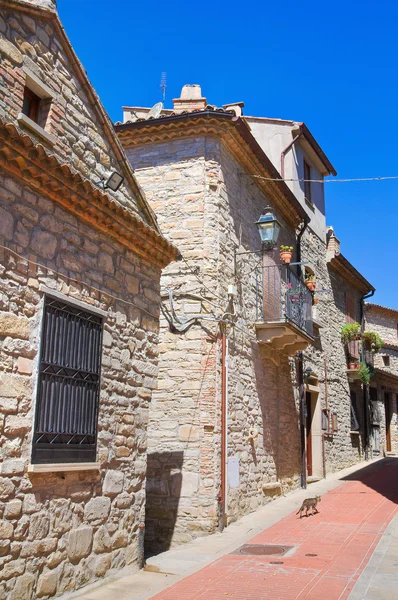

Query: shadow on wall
<box><xmin>145</xmin><ymin>450</ymin><xmax>184</xmax><ymax>557</ymax></box>
<box><xmin>252</xmin><ymin>342</ymin><xmax>301</xmax><ymax>485</ymax></box>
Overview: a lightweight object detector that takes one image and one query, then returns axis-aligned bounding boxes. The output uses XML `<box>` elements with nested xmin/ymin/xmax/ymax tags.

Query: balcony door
<box><xmin>306</xmin><ymin>391</ymin><xmax>313</xmax><ymax>477</ymax></box>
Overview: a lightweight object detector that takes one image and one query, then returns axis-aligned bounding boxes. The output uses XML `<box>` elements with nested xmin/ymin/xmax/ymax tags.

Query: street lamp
<box><xmin>255</xmin><ymin>206</ymin><xmax>281</xmax><ymax>251</ymax></box>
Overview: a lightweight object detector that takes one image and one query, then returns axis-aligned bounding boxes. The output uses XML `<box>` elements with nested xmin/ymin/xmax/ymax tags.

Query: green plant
<box><xmin>341</xmin><ymin>322</ymin><xmax>361</xmax><ymax>344</ymax></box>
<box><xmin>280</xmin><ymin>245</ymin><xmax>293</xmax><ymax>253</ymax></box>
<box><xmin>359</xmin><ymin>362</ymin><xmax>371</xmax><ymax>384</ymax></box>
<box><xmin>361</xmin><ymin>331</ymin><xmax>384</xmax><ymax>353</ymax></box>
<box><xmin>305</xmin><ymin>273</ymin><xmax>316</xmax><ymax>281</ymax></box>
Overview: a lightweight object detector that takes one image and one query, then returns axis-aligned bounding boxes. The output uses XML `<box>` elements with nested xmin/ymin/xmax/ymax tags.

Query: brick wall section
<box><xmin>0</xmin><ymin>172</ymin><xmax>162</xmax><ymax>599</ymax></box>
<box><xmin>0</xmin><ymin>6</ymin><xmax>146</xmax><ymax>219</ymax></box>
<box><xmin>126</xmin><ymin>137</ymin><xmax>302</xmax><ymax>551</ymax></box>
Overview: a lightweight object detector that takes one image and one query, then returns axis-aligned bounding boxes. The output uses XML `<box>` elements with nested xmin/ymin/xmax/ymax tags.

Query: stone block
<box><xmin>67</xmin><ymin>526</ymin><xmax>93</xmax><ymax>562</ymax></box>
<box><xmin>103</xmin><ymin>470</ymin><xmax>124</xmax><ymax>497</ymax></box>
<box><xmin>4</xmin><ymin>499</ymin><xmax>22</xmax><ymax>519</ymax></box>
<box><xmin>31</xmin><ymin>229</ymin><xmax>57</xmax><ymax>259</ymax></box>
<box><xmin>93</xmin><ymin>525</ymin><xmax>111</xmax><ymax>554</ymax></box>
<box><xmin>88</xmin><ymin>553</ymin><xmax>111</xmax><ymax>577</ymax></box>
<box><xmin>37</xmin><ymin>570</ymin><xmax>57</xmax><ymax>598</ymax></box>
<box><xmin>0</xmin><ymin>540</ymin><xmax>10</xmax><ymax>556</ymax></box>
<box><xmin>0</xmin><ymin>477</ymin><xmax>15</xmax><ymax>499</ymax></box>
<box><xmin>9</xmin><ymin>573</ymin><xmax>35</xmax><ymax>600</ymax></box>
<box><xmin>112</xmin><ymin>530</ymin><xmax>128</xmax><ymax>549</ymax></box>
<box><xmin>84</xmin><ymin>497</ymin><xmax>111</xmax><ymax>522</ymax></box>
<box><xmin>178</xmin><ymin>425</ymin><xmax>201</xmax><ymax>442</ymax></box>
<box><xmin>176</xmin><ymin>471</ymin><xmax>199</xmax><ymax>498</ymax></box>
<box><xmin>0</xmin><ymin>206</ymin><xmax>14</xmax><ymax>240</ymax></box>
<box><xmin>0</xmin><ymin>374</ymin><xmax>30</xmax><ymax>398</ymax></box>
<box><xmin>2</xmin><ymin>558</ymin><xmax>25</xmax><ymax>580</ymax></box>
<box><xmin>1</xmin><ymin>459</ymin><xmax>25</xmax><ymax>476</ymax></box>
<box><xmin>0</xmin><ymin>314</ymin><xmax>29</xmax><ymax>339</ymax></box>
<box><xmin>22</xmin><ymin>493</ymin><xmax>40</xmax><ymax>514</ymax></box>
<box><xmin>17</xmin><ymin>357</ymin><xmax>33</xmax><ymax>374</ymax></box>
<box><xmin>52</xmin><ymin>498</ymin><xmax>72</xmax><ymax>534</ymax></box>
<box><xmin>28</xmin><ymin>513</ymin><xmax>50</xmax><ymax>540</ymax></box>
<box><xmin>0</xmin><ymin>520</ymin><xmax>13</xmax><ymax>539</ymax></box>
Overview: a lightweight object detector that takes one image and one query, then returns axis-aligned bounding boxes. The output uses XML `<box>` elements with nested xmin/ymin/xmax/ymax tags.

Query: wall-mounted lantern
<box><xmin>255</xmin><ymin>206</ymin><xmax>281</xmax><ymax>251</ymax></box>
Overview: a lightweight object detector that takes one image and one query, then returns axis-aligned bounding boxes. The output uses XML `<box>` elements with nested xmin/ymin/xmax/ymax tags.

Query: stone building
<box><xmin>364</xmin><ymin>303</ymin><xmax>398</xmax><ymax>456</ymax></box>
<box><xmin>0</xmin><ymin>1</ymin><xmax>177</xmax><ymax>599</ymax></box>
<box><xmin>116</xmin><ymin>85</ymin><xmax>376</xmax><ymax>553</ymax></box>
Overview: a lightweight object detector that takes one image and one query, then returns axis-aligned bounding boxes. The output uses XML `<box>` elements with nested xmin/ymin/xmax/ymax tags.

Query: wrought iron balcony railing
<box><xmin>255</xmin><ymin>264</ymin><xmax>313</xmax><ymax>339</ymax></box>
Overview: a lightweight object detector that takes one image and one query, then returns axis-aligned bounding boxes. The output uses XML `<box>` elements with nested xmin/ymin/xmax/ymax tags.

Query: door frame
<box><xmin>384</xmin><ymin>392</ymin><xmax>392</xmax><ymax>453</ymax></box>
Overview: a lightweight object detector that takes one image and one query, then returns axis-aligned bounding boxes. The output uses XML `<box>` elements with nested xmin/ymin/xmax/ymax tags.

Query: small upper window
<box><xmin>22</xmin><ymin>86</ymin><xmax>41</xmax><ymax>124</ymax></box>
<box><xmin>383</xmin><ymin>355</ymin><xmax>390</xmax><ymax>367</ymax></box>
<box><xmin>304</xmin><ymin>160</ymin><xmax>312</xmax><ymax>203</ymax></box>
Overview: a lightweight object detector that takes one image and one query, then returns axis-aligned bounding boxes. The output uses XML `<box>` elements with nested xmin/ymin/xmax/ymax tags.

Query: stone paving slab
<box><xmin>60</xmin><ymin>458</ymin><xmax>397</xmax><ymax>600</ymax></box>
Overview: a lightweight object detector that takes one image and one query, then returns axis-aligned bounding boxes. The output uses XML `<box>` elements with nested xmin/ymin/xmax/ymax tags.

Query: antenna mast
<box><xmin>160</xmin><ymin>72</ymin><xmax>166</xmax><ymax>105</ymax></box>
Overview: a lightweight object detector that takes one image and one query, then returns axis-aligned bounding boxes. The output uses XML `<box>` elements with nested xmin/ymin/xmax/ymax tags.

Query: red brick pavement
<box><xmin>151</xmin><ymin>460</ymin><xmax>398</xmax><ymax>600</ymax></box>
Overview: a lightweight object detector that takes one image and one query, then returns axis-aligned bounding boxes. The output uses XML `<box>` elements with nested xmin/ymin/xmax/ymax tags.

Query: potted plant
<box><xmin>361</xmin><ymin>331</ymin><xmax>384</xmax><ymax>353</ymax></box>
<box><xmin>305</xmin><ymin>273</ymin><xmax>316</xmax><ymax>292</ymax></box>
<box><xmin>341</xmin><ymin>322</ymin><xmax>361</xmax><ymax>344</ymax></box>
<box><xmin>358</xmin><ymin>362</ymin><xmax>371</xmax><ymax>385</ymax></box>
<box><xmin>280</xmin><ymin>245</ymin><xmax>293</xmax><ymax>264</ymax></box>
<box><xmin>347</xmin><ymin>357</ymin><xmax>360</xmax><ymax>370</ymax></box>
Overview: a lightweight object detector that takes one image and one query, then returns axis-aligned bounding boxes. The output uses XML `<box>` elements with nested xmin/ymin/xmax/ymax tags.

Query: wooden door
<box><xmin>384</xmin><ymin>393</ymin><xmax>392</xmax><ymax>452</ymax></box>
<box><xmin>306</xmin><ymin>392</ymin><xmax>312</xmax><ymax>477</ymax></box>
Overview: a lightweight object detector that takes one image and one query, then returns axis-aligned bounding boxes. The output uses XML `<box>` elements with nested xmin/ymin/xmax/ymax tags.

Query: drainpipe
<box><xmin>298</xmin><ymin>353</ymin><xmax>306</xmax><ymax>489</ymax></box>
<box><xmin>219</xmin><ymin>327</ymin><xmax>228</xmax><ymax>531</ymax></box>
<box><xmin>296</xmin><ymin>217</ymin><xmax>310</xmax><ymax>488</ymax></box>
<box><xmin>281</xmin><ymin>132</ymin><xmax>303</xmax><ymax>179</ymax></box>
<box><xmin>360</xmin><ymin>289</ymin><xmax>375</xmax><ymax>460</ymax></box>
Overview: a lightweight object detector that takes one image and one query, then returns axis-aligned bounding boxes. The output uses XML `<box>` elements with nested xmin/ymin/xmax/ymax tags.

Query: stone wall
<box><xmin>0</xmin><ymin>3</ymin><xmax>145</xmax><ymax>219</ymax></box>
<box><xmin>0</xmin><ymin>171</ymin><xmax>161</xmax><ymax>598</ymax></box>
<box><xmin>301</xmin><ymin>232</ymin><xmax>366</xmax><ymax>471</ymax></box>
<box><xmin>127</xmin><ymin>136</ymin><xmax>302</xmax><ymax>551</ymax></box>
<box><xmin>364</xmin><ymin>306</ymin><xmax>398</xmax><ymax>455</ymax></box>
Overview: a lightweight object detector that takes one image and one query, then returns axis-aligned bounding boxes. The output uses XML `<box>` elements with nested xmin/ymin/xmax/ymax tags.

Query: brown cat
<box><xmin>296</xmin><ymin>495</ymin><xmax>321</xmax><ymax>518</ymax></box>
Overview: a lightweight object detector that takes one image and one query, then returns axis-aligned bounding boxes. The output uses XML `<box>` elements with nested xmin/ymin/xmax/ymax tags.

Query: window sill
<box><xmin>349</xmin><ymin>430</ymin><xmax>360</xmax><ymax>435</ymax></box>
<box><xmin>17</xmin><ymin>113</ymin><xmax>56</xmax><ymax>147</ymax></box>
<box><xmin>28</xmin><ymin>462</ymin><xmax>100</xmax><ymax>474</ymax></box>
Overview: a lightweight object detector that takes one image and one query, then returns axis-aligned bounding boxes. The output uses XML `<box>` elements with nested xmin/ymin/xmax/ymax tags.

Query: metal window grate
<box><xmin>32</xmin><ymin>296</ymin><xmax>103</xmax><ymax>464</ymax></box>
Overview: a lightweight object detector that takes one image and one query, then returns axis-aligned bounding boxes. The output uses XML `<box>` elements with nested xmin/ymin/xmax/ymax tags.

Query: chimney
<box><xmin>173</xmin><ymin>84</ymin><xmax>207</xmax><ymax>114</ymax></box>
<box><xmin>326</xmin><ymin>226</ymin><xmax>341</xmax><ymax>260</ymax></box>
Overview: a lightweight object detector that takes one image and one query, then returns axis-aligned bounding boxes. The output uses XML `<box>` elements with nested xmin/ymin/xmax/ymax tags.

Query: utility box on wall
<box><xmin>228</xmin><ymin>457</ymin><xmax>240</xmax><ymax>489</ymax></box>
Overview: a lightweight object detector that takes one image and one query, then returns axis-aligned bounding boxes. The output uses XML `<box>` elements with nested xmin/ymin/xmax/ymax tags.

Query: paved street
<box><xmin>66</xmin><ymin>458</ymin><xmax>398</xmax><ymax>600</ymax></box>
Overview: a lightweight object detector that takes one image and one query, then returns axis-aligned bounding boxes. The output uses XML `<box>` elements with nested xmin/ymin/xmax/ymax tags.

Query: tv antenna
<box><xmin>160</xmin><ymin>72</ymin><xmax>166</xmax><ymax>104</ymax></box>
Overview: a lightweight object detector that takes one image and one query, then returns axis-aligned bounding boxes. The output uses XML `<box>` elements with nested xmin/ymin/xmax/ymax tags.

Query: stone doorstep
<box><xmin>59</xmin><ymin>457</ymin><xmax>384</xmax><ymax>600</ymax></box>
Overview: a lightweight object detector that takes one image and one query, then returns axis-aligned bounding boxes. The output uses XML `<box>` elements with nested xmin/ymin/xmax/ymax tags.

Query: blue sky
<box><xmin>58</xmin><ymin>0</ymin><xmax>398</xmax><ymax>309</ymax></box>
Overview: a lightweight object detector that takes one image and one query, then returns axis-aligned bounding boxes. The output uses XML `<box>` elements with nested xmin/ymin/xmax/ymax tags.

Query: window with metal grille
<box><xmin>32</xmin><ymin>296</ymin><xmax>103</xmax><ymax>464</ymax></box>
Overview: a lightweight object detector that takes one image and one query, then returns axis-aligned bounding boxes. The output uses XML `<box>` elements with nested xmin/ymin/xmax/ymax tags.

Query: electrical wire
<box><xmin>252</xmin><ymin>175</ymin><xmax>398</xmax><ymax>184</ymax></box>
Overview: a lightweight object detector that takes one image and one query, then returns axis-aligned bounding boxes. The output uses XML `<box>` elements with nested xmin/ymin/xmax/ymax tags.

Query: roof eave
<box><xmin>295</xmin><ymin>123</ymin><xmax>337</xmax><ymax>177</ymax></box>
<box><xmin>329</xmin><ymin>253</ymin><xmax>375</xmax><ymax>295</ymax></box>
<box><xmin>115</xmin><ymin>111</ymin><xmax>307</xmax><ymax>224</ymax></box>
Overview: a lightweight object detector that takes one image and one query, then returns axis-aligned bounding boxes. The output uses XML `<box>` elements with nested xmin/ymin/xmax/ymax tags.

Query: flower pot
<box><xmin>280</xmin><ymin>251</ymin><xmax>292</xmax><ymax>264</ymax></box>
<box><xmin>305</xmin><ymin>280</ymin><xmax>316</xmax><ymax>292</ymax></box>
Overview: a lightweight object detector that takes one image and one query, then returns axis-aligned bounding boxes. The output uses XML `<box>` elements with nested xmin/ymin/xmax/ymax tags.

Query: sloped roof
<box><xmin>1</xmin><ymin>0</ymin><xmax>160</xmax><ymax>233</ymax></box>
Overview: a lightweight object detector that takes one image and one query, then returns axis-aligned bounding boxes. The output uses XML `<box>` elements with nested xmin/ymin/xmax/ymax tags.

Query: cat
<box><xmin>296</xmin><ymin>495</ymin><xmax>321</xmax><ymax>518</ymax></box>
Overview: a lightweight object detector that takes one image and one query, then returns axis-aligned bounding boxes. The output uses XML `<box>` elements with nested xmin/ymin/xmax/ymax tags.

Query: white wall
<box><xmin>247</xmin><ymin>118</ymin><xmax>326</xmax><ymax>242</ymax></box>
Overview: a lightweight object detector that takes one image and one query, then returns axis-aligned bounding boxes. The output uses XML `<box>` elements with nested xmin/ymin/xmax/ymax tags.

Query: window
<box><xmin>304</xmin><ymin>160</ymin><xmax>312</xmax><ymax>203</ymax></box>
<box><xmin>22</xmin><ymin>86</ymin><xmax>41</xmax><ymax>123</ymax></box>
<box><xmin>32</xmin><ymin>296</ymin><xmax>103</xmax><ymax>464</ymax></box>
<box><xmin>350</xmin><ymin>390</ymin><xmax>360</xmax><ymax>431</ymax></box>
<box><xmin>382</xmin><ymin>355</ymin><xmax>390</xmax><ymax>367</ymax></box>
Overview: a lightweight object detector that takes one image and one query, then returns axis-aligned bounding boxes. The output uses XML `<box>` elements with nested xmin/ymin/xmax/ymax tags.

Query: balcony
<box><xmin>255</xmin><ymin>264</ymin><xmax>314</xmax><ymax>355</ymax></box>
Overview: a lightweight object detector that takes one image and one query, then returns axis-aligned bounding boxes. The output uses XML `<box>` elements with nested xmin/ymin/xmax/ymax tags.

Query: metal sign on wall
<box><xmin>228</xmin><ymin>457</ymin><xmax>240</xmax><ymax>488</ymax></box>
